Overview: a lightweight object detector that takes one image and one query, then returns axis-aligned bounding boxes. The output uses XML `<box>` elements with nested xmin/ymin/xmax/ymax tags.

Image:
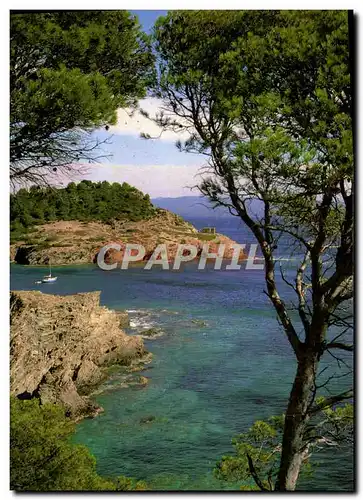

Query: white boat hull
<box><xmin>42</xmin><ymin>277</ymin><xmax>58</xmax><ymax>283</ymax></box>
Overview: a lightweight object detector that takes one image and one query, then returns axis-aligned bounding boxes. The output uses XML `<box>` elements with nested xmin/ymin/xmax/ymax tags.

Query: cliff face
<box><xmin>11</xmin><ymin>209</ymin><xmax>245</xmax><ymax>265</ymax></box>
<box><xmin>10</xmin><ymin>291</ymin><xmax>146</xmax><ymax>418</ymax></box>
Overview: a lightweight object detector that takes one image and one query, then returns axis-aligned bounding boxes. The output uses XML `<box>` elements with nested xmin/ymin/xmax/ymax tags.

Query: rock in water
<box><xmin>140</xmin><ymin>327</ymin><xmax>164</xmax><ymax>339</ymax></box>
<box><xmin>10</xmin><ymin>291</ymin><xmax>146</xmax><ymax>419</ymax></box>
<box><xmin>139</xmin><ymin>415</ymin><xmax>156</xmax><ymax>424</ymax></box>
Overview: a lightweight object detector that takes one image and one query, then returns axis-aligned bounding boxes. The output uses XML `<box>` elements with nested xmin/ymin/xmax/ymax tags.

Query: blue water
<box><xmin>10</xmin><ymin>217</ymin><xmax>353</xmax><ymax>491</ymax></box>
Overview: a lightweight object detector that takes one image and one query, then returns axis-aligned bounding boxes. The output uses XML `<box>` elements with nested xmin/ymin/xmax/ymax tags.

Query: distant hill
<box><xmin>11</xmin><ymin>180</ymin><xmax>156</xmax><ymax>239</ymax></box>
<box><xmin>152</xmin><ymin>196</ymin><xmax>263</xmax><ymax>218</ymax></box>
<box><xmin>152</xmin><ymin>196</ymin><xmax>228</xmax><ymax>218</ymax></box>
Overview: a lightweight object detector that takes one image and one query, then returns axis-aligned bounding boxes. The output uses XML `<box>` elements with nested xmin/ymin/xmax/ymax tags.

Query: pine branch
<box><xmin>309</xmin><ymin>390</ymin><xmax>353</xmax><ymax>415</ymax></box>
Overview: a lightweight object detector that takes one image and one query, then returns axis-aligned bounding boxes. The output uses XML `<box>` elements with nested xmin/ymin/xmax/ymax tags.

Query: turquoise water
<box><xmin>10</xmin><ymin>218</ymin><xmax>353</xmax><ymax>491</ymax></box>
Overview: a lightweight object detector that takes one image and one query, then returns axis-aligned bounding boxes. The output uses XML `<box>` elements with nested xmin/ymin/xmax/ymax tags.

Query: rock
<box><xmin>130</xmin><ymin>375</ymin><xmax>149</xmax><ymax>387</ymax></box>
<box><xmin>114</xmin><ymin>311</ymin><xmax>129</xmax><ymax>328</ymax></box>
<box><xmin>92</xmin><ymin>374</ymin><xmax>149</xmax><ymax>395</ymax></box>
<box><xmin>139</xmin><ymin>415</ymin><xmax>156</xmax><ymax>424</ymax></box>
<box><xmin>125</xmin><ymin>352</ymin><xmax>153</xmax><ymax>372</ymax></box>
<box><xmin>10</xmin><ymin>210</ymin><xmax>246</xmax><ymax>266</ymax></box>
<box><xmin>75</xmin><ymin>360</ymin><xmax>106</xmax><ymax>395</ymax></box>
<box><xmin>14</xmin><ymin>246</ymin><xmax>38</xmax><ymax>265</ymax></box>
<box><xmin>10</xmin><ymin>291</ymin><xmax>147</xmax><ymax>419</ymax></box>
<box><xmin>252</xmin><ymin>398</ymin><xmax>267</xmax><ymax>405</ymax></box>
<box><xmin>140</xmin><ymin>327</ymin><xmax>164</xmax><ymax>339</ymax></box>
<box><xmin>191</xmin><ymin>319</ymin><xmax>208</xmax><ymax>327</ymax></box>
<box><xmin>10</xmin><ymin>245</ymin><xmax>17</xmax><ymax>262</ymax></box>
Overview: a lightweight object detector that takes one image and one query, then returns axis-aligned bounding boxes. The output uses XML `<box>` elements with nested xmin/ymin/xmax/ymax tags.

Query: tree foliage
<box><xmin>10</xmin><ymin>11</ymin><xmax>155</xmax><ymax>185</ymax></box>
<box><xmin>10</xmin><ymin>397</ymin><xmax>148</xmax><ymax>491</ymax></box>
<box><xmin>10</xmin><ymin>180</ymin><xmax>156</xmax><ymax>234</ymax></box>
<box><xmin>153</xmin><ymin>10</ymin><xmax>353</xmax><ymax>490</ymax></box>
<box><xmin>215</xmin><ymin>416</ymin><xmax>286</xmax><ymax>491</ymax></box>
<box><xmin>215</xmin><ymin>404</ymin><xmax>353</xmax><ymax>491</ymax></box>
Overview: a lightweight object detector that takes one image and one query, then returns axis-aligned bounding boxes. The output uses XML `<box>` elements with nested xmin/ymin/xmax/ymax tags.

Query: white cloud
<box><xmin>81</xmin><ymin>163</ymin><xmax>204</xmax><ymax>198</ymax></box>
<box><xmin>109</xmin><ymin>97</ymin><xmax>191</xmax><ymax>142</ymax></box>
<box><xmin>55</xmin><ymin>98</ymin><xmax>205</xmax><ymax>196</ymax></box>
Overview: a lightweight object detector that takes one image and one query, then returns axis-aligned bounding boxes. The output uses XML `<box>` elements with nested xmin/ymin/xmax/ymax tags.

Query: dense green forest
<box><xmin>11</xmin><ymin>397</ymin><xmax>147</xmax><ymax>491</ymax></box>
<box><xmin>10</xmin><ymin>180</ymin><xmax>156</xmax><ymax>233</ymax></box>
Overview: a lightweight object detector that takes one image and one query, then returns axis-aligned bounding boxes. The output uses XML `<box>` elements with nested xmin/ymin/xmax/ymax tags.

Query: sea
<box><xmin>10</xmin><ymin>216</ymin><xmax>354</xmax><ymax>491</ymax></box>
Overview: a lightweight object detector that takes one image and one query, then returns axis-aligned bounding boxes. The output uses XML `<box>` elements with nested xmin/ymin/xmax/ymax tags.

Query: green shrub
<box><xmin>88</xmin><ymin>236</ymin><xmax>107</xmax><ymax>242</ymax></box>
<box><xmin>10</xmin><ymin>396</ymin><xmax>148</xmax><ymax>491</ymax></box>
<box><xmin>198</xmin><ymin>233</ymin><xmax>216</xmax><ymax>241</ymax></box>
<box><xmin>44</xmin><ymin>235</ymin><xmax>58</xmax><ymax>242</ymax></box>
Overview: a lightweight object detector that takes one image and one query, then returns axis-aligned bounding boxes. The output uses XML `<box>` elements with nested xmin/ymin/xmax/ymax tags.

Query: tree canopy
<box><xmin>10</xmin><ymin>180</ymin><xmax>156</xmax><ymax>233</ymax></box>
<box><xmin>10</xmin><ymin>11</ymin><xmax>155</xmax><ymax>185</ymax></box>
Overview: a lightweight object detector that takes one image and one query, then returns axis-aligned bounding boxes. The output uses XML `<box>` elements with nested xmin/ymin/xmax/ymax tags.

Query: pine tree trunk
<box><xmin>275</xmin><ymin>350</ymin><xmax>318</xmax><ymax>491</ymax></box>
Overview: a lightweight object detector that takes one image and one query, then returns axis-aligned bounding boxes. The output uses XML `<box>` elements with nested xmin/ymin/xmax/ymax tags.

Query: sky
<box><xmin>80</xmin><ymin>10</ymin><xmax>206</xmax><ymax>199</ymax></box>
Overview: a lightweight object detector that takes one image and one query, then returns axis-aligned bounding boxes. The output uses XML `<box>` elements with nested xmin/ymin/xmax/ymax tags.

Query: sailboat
<box><xmin>42</xmin><ymin>261</ymin><xmax>58</xmax><ymax>283</ymax></box>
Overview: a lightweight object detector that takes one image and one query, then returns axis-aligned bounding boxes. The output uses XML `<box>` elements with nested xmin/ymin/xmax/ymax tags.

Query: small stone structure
<box><xmin>199</xmin><ymin>227</ymin><xmax>216</xmax><ymax>234</ymax></box>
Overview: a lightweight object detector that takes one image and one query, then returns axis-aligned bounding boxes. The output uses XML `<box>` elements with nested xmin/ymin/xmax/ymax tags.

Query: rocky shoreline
<box><xmin>10</xmin><ymin>290</ymin><xmax>150</xmax><ymax>420</ymax></box>
<box><xmin>10</xmin><ymin>209</ymin><xmax>245</xmax><ymax>266</ymax></box>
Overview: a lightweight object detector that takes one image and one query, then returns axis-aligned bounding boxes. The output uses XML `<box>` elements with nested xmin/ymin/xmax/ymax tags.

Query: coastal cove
<box><xmin>10</xmin><ymin>218</ymin><xmax>353</xmax><ymax>492</ymax></box>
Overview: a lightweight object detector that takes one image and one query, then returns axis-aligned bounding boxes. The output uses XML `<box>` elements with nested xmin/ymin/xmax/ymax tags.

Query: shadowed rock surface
<box><xmin>10</xmin><ymin>290</ymin><xmax>146</xmax><ymax>419</ymax></box>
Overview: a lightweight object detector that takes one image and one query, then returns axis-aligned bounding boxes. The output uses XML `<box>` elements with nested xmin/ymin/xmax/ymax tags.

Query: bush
<box><xmin>198</xmin><ymin>233</ymin><xmax>216</xmax><ymax>241</ymax></box>
<box><xmin>10</xmin><ymin>397</ymin><xmax>148</xmax><ymax>491</ymax></box>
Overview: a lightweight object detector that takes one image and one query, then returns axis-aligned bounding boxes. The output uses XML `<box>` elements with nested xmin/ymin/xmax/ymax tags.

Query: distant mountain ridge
<box><xmin>152</xmin><ymin>196</ymin><xmax>229</xmax><ymax>218</ymax></box>
<box><xmin>152</xmin><ymin>196</ymin><xmax>263</xmax><ymax>218</ymax></box>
